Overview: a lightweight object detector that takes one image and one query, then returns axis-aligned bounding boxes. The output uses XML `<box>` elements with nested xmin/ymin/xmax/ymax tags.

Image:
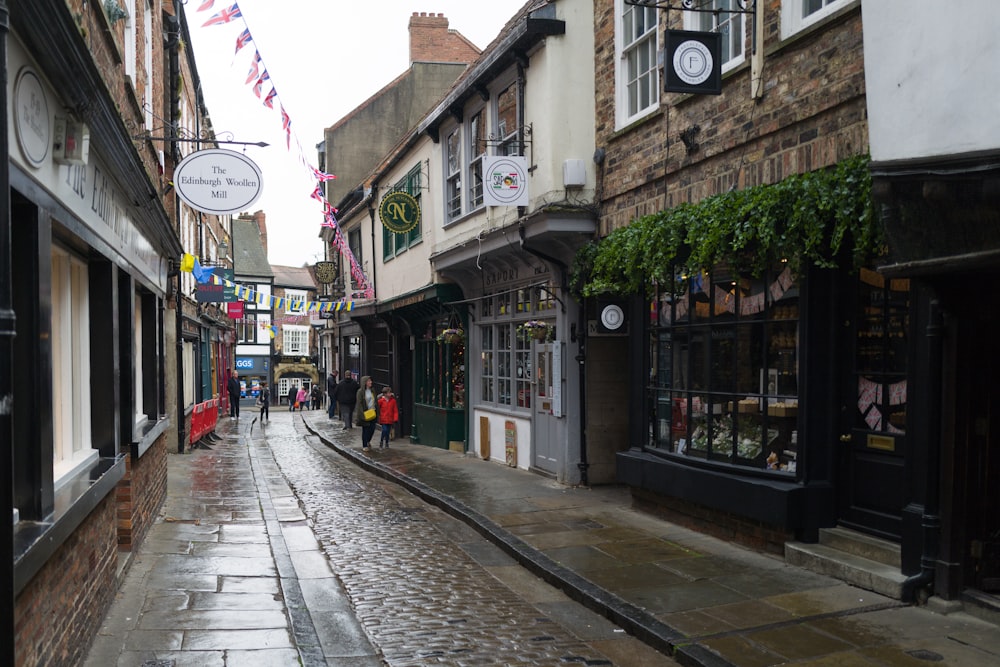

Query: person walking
<box><xmin>335</xmin><ymin>370</ymin><xmax>359</xmax><ymax>429</ymax></box>
<box><xmin>287</xmin><ymin>384</ymin><xmax>298</xmax><ymax>411</ymax></box>
<box><xmin>296</xmin><ymin>385</ymin><xmax>309</xmax><ymax>412</ymax></box>
<box><xmin>227</xmin><ymin>370</ymin><xmax>241</xmax><ymax>420</ymax></box>
<box><xmin>354</xmin><ymin>376</ymin><xmax>378</xmax><ymax>450</ymax></box>
<box><xmin>326</xmin><ymin>370</ymin><xmax>339</xmax><ymax>418</ymax></box>
<box><xmin>377</xmin><ymin>386</ymin><xmax>399</xmax><ymax>448</ymax></box>
<box><xmin>256</xmin><ymin>381</ymin><xmax>270</xmax><ymax>422</ymax></box>
<box><xmin>311</xmin><ymin>383</ymin><xmax>322</xmax><ymax>410</ymax></box>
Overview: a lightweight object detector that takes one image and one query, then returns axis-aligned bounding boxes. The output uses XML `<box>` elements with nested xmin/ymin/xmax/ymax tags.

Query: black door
<box><xmin>837</xmin><ymin>269</ymin><xmax>909</xmax><ymax>540</ymax></box>
<box><xmin>953</xmin><ymin>285</ymin><xmax>1000</xmax><ymax>592</ymax></box>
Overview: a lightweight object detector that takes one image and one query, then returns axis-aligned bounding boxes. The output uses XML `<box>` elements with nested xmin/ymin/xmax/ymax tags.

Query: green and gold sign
<box><xmin>379</xmin><ymin>190</ymin><xmax>421</xmax><ymax>234</ymax></box>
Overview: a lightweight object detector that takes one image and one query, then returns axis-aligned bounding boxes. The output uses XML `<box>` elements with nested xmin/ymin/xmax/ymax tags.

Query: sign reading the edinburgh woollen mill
<box><xmin>174</xmin><ymin>148</ymin><xmax>263</xmax><ymax>215</ymax></box>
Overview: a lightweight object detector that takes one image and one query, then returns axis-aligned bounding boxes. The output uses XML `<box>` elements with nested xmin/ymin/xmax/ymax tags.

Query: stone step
<box><xmin>785</xmin><ymin>540</ymin><xmax>907</xmax><ymax>599</ymax></box>
<box><xmin>819</xmin><ymin>526</ymin><xmax>902</xmax><ymax>568</ymax></box>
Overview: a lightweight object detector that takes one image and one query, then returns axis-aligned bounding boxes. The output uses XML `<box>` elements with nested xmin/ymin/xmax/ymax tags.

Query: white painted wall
<box><xmin>863</xmin><ymin>0</ymin><xmax>1000</xmax><ymax>163</ymax></box>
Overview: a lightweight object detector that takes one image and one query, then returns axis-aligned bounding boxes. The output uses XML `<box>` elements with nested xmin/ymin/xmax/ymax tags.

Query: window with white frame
<box><xmin>446</xmin><ymin>128</ymin><xmax>462</xmax><ymax>221</ymax></box>
<box><xmin>144</xmin><ymin>0</ymin><xmax>154</xmax><ymax>130</ymax></box>
<box><xmin>285</xmin><ymin>289</ymin><xmax>306</xmax><ymax>314</ymax></box>
<box><xmin>468</xmin><ymin>108</ymin><xmax>486</xmax><ymax>210</ymax></box>
<box><xmin>283</xmin><ymin>325</ymin><xmax>309</xmax><ymax>355</ymax></box>
<box><xmin>478</xmin><ymin>283</ymin><xmax>559</xmax><ymax>410</ymax></box>
<box><xmin>688</xmin><ymin>1</ymin><xmax>745</xmax><ymax>71</ymax></box>
<box><xmin>496</xmin><ymin>81</ymin><xmax>521</xmax><ymax>156</ymax></box>
<box><xmin>134</xmin><ymin>291</ymin><xmax>145</xmax><ymax>429</ymax></box>
<box><xmin>782</xmin><ymin>0</ymin><xmax>852</xmax><ymax>37</ymax></box>
<box><xmin>123</xmin><ymin>1</ymin><xmax>136</xmax><ymax>82</ymax></box>
<box><xmin>616</xmin><ymin>0</ymin><xmax>659</xmax><ymax>127</ymax></box>
<box><xmin>51</xmin><ymin>246</ymin><xmax>96</xmax><ymax>484</ymax></box>
<box><xmin>256</xmin><ymin>313</ymin><xmax>272</xmax><ymax>344</ymax></box>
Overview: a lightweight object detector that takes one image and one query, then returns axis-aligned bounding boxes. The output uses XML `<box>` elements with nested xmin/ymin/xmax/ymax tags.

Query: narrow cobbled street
<box><xmin>269</xmin><ymin>413</ymin><xmax>674</xmax><ymax>666</ymax></box>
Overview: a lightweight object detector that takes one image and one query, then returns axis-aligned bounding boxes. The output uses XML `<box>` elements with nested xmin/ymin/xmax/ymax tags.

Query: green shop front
<box><xmin>376</xmin><ymin>284</ymin><xmax>467</xmax><ymax>450</ymax></box>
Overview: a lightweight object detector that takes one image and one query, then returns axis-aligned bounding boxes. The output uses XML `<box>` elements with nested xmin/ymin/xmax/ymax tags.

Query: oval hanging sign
<box><xmin>379</xmin><ymin>190</ymin><xmax>421</xmax><ymax>234</ymax></box>
<box><xmin>174</xmin><ymin>148</ymin><xmax>263</xmax><ymax>215</ymax></box>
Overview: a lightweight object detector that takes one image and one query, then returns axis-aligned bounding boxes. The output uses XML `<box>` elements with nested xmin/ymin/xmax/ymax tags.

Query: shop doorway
<box><xmin>952</xmin><ymin>286</ymin><xmax>1000</xmax><ymax>594</ymax></box>
<box><xmin>533</xmin><ymin>343</ymin><xmax>559</xmax><ymax>474</ymax></box>
<box><xmin>837</xmin><ymin>270</ymin><xmax>908</xmax><ymax>540</ymax></box>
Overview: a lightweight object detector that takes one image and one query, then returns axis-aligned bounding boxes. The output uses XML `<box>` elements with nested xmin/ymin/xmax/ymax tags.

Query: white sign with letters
<box><xmin>174</xmin><ymin>148</ymin><xmax>263</xmax><ymax>215</ymax></box>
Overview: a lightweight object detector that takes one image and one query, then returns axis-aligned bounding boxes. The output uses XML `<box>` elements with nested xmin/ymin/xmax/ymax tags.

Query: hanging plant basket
<box><xmin>517</xmin><ymin>320</ymin><xmax>553</xmax><ymax>342</ymax></box>
<box><xmin>436</xmin><ymin>328</ymin><xmax>464</xmax><ymax>345</ymax></box>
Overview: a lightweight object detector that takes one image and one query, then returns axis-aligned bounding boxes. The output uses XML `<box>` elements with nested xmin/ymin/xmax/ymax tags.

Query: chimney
<box><xmin>408</xmin><ymin>12</ymin><xmax>450</xmax><ymax>64</ymax></box>
<box><xmin>253</xmin><ymin>210</ymin><xmax>267</xmax><ymax>255</ymax></box>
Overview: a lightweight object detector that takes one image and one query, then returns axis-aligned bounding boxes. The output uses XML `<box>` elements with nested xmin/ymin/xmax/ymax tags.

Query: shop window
<box><xmin>616</xmin><ymin>0</ymin><xmax>659</xmax><ymax>128</ymax></box>
<box><xmin>416</xmin><ymin>322</ymin><xmax>464</xmax><ymax>409</ymax></box>
<box><xmin>479</xmin><ymin>286</ymin><xmax>554</xmax><ymax>410</ymax></box>
<box><xmin>51</xmin><ymin>246</ymin><xmax>96</xmax><ymax>484</ymax></box>
<box><xmin>649</xmin><ymin>264</ymin><xmax>799</xmax><ymax>472</ymax></box>
<box><xmin>854</xmin><ymin>268</ymin><xmax>908</xmax><ymax>434</ymax></box>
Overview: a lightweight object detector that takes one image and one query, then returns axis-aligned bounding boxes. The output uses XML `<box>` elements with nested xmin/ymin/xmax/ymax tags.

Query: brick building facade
<box><xmin>591</xmin><ymin>1</ymin><xmax>879</xmax><ymax>550</ymax></box>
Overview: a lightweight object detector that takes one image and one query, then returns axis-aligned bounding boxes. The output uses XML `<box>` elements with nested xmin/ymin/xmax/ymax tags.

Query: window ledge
<box><xmin>132</xmin><ymin>415</ymin><xmax>170</xmax><ymax>459</ymax></box>
<box><xmin>13</xmin><ymin>455</ymin><xmax>126</xmax><ymax>595</ymax></box>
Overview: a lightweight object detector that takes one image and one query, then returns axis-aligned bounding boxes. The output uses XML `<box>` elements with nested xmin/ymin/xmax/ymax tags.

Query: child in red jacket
<box><xmin>377</xmin><ymin>386</ymin><xmax>399</xmax><ymax>448</ymax></box>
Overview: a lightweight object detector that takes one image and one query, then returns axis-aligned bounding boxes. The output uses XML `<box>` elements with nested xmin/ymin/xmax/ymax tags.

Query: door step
<box><xmin>786</xmin><ymin>527</ymin><xmax>906</xmax><ymax>599</ymax></box>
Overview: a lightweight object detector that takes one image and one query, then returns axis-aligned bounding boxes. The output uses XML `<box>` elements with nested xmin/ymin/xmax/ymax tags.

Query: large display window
<box><xmin>649</xmin><ymin>263</ymin><xmax>799</xmax><ymax>472</ymax></box>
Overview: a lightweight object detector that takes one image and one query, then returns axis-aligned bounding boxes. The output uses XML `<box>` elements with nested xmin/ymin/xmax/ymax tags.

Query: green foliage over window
<box><xmin>572</xmin><ymin>154</ymin><xmax>881</xmax><ymax>297</ymax></box>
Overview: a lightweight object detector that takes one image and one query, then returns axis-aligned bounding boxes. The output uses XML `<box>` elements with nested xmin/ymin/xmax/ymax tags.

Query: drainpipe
<box><xmin>901</xmin><ymin>295</ymin><xmax>943</xmax><ymax>602</ymax></box>
<box><xmin>518</xmin><ymin>226</ymin><xmax>589</xmax><ymax>485</ymax></box>
<box><xmin>0</xmin><ymin>1</ymin><xmax>16</xmax><ymax>661</ymax></box>
<box><xmin>168</xmin><ymin>6</ymin><xmax>185</xmax><ymax>453</ymax></box>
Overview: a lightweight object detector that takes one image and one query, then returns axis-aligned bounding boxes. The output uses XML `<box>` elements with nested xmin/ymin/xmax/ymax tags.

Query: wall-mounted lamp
<box><xmin>104</xmin><ymin>0</ymin><xmax>129</xmax><ymax>25</ymax></box>
<box><xmin>218</xmin><ymin>238</ymin><xmax>229</xmax><ymax>262</ymax></box>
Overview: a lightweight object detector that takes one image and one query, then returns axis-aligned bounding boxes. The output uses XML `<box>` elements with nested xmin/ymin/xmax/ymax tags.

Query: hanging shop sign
<box><xmin>313</xmin><ymin>261</ymin><xmax>338</xmax><ymax>284</ymax></box>
<box><xmin>483</xmin><ymin>155</ymin><xmax>529</xmax><ymax>207</ymax></box>
<box><xmin>174</xmin><ymin>148</ymin><xmax>263</xmax><ymax>215</ymax></box>
<box><xmin>196</xmin><ymin>268</ymin><xmax>236</xmax><ymax>303</ymax></box>
<box><xmin>379</xmin><ymin>191</ymin><xmax>421</xmax><ymax>234</ymax></box>
<box><xmin>665</xmin><ymin>30</ymin><xmax>722</xmax><ymax>95</ymax></box>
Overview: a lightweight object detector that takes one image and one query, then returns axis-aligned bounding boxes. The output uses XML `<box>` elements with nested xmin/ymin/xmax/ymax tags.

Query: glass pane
<box><xmin>709</xmin><ymin>327</ymin><xmax>734</xmax><ymax>393</ymax></box>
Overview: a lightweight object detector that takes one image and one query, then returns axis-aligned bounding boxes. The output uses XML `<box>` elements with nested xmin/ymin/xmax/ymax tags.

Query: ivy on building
<box><xmin>572</xmin><ymin>154</ymin><xmax>882</xmax><ymax>297</ymax></box>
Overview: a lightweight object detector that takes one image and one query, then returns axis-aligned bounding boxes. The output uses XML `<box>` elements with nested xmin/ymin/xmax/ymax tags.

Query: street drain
<box><xmin>906</xmin><ymin>649</ymin><xmax>944</xmax><ymax>661</ymax></box>
<box><xmin>141</xmin><ymin>661</ymin><xmax>175</xmax><ymax>667</ymax></box>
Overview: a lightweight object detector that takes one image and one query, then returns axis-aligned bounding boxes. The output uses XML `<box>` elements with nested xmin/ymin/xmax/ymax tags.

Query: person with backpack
<box><xmin>256</xmin><ymin>382</ymin><xmax>270</xmax><ymax>422</ymax></box>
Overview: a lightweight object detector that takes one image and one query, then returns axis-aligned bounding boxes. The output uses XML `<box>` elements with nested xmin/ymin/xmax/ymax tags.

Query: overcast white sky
<box><xmin>185</xmin><ymin>1</ymin><xmax>519</xmax><ymax>267</ymax></box>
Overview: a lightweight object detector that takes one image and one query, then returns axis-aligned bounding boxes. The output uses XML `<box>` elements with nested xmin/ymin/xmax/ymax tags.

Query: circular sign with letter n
<box><xmin>379</xmin><ymin>191</ymin><xmax>421</xmax><ymax>234</ymax></box>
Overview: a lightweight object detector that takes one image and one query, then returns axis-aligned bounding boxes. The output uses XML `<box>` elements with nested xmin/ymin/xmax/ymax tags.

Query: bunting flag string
<box><xmin>195</xmin><ymin>2</ymin><xmax>373</xmax><ymax>298</ymax></box>
<box><xmin>206</xmin><ymin>273</ymin><xmax>356</xmax><ymax>313</ymax></box>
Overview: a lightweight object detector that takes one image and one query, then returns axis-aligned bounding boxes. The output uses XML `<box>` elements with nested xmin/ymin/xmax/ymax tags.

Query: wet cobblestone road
<box><xmin>263</xmin><ymin>416</ymin><xmax>675</xmax><ymax>666</ymax></box>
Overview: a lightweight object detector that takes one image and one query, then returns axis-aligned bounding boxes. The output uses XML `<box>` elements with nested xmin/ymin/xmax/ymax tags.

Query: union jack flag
<box><xmin>196</xmin><ymin>0</ymin><xmax>215</xmax><ymax>11</ymax></box>
<box><xmin>202</xmin><ymin>3</ymin><xmax>242</xmax><ymax>27</ymax></box>
<box><xmin>244</xmin><ymin>52</ymin><xmax>261</xmax><ymax>85</ymax></box>
<box><xmin>311</xmin><ymin>166</ymin><xmax>337</xmax><ymax>182</ymax></box>
<box><xmin>263</xmin><ymin>87</ymin><xmax>277</xmax><ymax>109</ymax></box>
<box><xmin>252</xmin><ymin>71</ymin><xmax>270</xmax><ymax>98</ymax></box>
<box><xmin>311</xmin><ymin>185</ymin><xmax>324</xmax><ymax>202</ymax></box>
<box><xmin>280</xmin><ymin>106</ymin><xmax>291</xmax><ymax>131</ymax></box>
<box><xmin>235</xmin><ymin>28</ymin><xmax>252</xmax><ymax>54</ymax></box>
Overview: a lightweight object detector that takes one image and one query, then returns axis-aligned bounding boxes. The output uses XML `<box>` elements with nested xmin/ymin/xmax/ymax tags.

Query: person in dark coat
<box><xmin>227</xmin><ymin>370</ymin><xmax>241</xmax><ymax>419</ymax></box>
<box><xmin>335</xmin><ymin>370</ymin><xmax>360</xmax><ymax>429</ymax></box>
<box><xmin>326</xmin><ymin>370</ymin><xmax>339</xmax><ymax>418</ymax></box>
<box><xmin>287</xmin><ymin>384</ymin><xmax>298</xmax><ymax>411</ymax></box>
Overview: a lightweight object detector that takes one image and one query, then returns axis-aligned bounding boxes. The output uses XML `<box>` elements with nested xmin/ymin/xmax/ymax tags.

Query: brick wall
<box><xmin>116</xmin><ymin>434</ymin><xmax>169</xmax><ymax>551</ymax></box>
<box><xmin>408</xmin><ymin>12</ymin><xmax>481</xmax><ymax>64</ymax></box>
<box><xmin>595</xmin><ymin>2</ymin><xmax>868</xmax><ymax>235</ymax></box>
<box><xmin>14</xmin><ymin>496</ymin><xmax>118</xmax><ymax>667</ymax></box>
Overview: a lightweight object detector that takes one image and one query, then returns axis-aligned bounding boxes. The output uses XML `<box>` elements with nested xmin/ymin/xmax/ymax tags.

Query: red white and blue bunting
<box><xmin>195</xmin><ymin>1</ymin><xmax>373</xmax><ymax>298</ymax></box>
